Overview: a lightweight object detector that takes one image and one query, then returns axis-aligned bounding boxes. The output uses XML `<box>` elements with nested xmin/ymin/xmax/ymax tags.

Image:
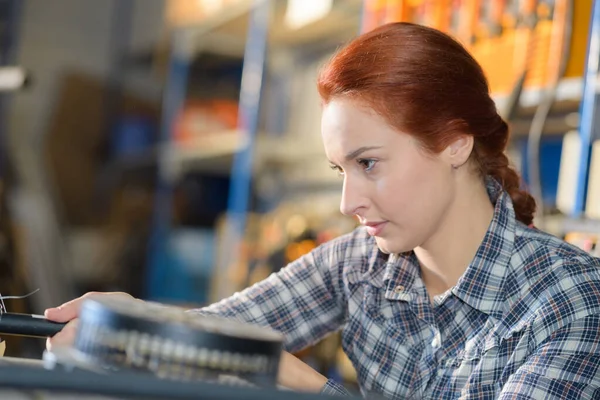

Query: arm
<box><xmin>43</xmin><ymin>231</ymin><xmax>363</xmax><ymax>395</ymax></box>
<box><xmin>189</xmin><ymin>236</ymin><xmax>357</xmax><ymax>395</ymax></box>
<box><xmin>190</xmin><ymin>236</ymin><xmax>349</xmax><ymax>352</ymax></box>
<box><xmin>496</xmin><ymin>314</ymin><xmax>600</xmax><ymax>399</ymax></box>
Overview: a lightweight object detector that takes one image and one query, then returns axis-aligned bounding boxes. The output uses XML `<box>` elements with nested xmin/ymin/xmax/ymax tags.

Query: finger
<box><xmin>45</xmin><ymin>291</ymin><xmax>136</xmax><ymax>324</ymax></box>
<box><xmin>46</xmin><ymin>319</ymin><xmax>78</xmax><ymax>351</ymax></box>
<box><xmin>44</xmin><ymin>292</ymin><xmax>104</xmax><ymax>323</ymax></box>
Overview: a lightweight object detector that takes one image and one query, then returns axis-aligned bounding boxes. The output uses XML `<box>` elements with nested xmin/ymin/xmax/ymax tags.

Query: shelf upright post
<box><xmin>216</xmin><ymin>0</ymin><xmax>271</xmax><ymax>300</ymax></box>
<box><xmin>574</xmin><ymin>0</ymin><xmax>600</xmax><ymax>216</ymax></box>
<box><xmin>145</xmin><ymin>28</ymin><xmax>193</xmax><ymax>300</ymax></box>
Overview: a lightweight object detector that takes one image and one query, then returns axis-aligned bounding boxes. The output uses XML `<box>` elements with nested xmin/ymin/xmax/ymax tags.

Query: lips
<box><xmin>364</xmin><ymin>221</ymin><xmax>387</xmax><ymax>236</ymax></box>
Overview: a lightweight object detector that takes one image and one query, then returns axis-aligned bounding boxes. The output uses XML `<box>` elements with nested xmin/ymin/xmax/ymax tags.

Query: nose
<box><xmin>339</xmin><ymin>176</ymin><xmax>367</xmax><ymax>217</ymax></box>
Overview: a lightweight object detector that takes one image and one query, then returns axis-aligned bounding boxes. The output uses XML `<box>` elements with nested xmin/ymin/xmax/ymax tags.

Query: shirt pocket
<box><xmin>443</xmin><ymin>334</ymin><xmax>503</xmax><ymax>387</ymax></box>
<box><xmin>362</xmin><ymin>293</ymin><xmax>416</xmax><ymax>347</ymax></box>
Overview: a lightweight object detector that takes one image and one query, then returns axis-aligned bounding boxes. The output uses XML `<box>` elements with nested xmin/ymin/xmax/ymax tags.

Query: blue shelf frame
<box><xmin>146</xmin><ymin>28</ymin><xmax>192</xmax><ymax>300</ymax></box>
<box><xmin>146</xmin><ymin>0</ymin><xmax>271</xmax><ymax>301</ymax></box>
<box><xmin>574</xmin><ymin>0</ymin><xmax>600</xmax><ymax>216</ymax></box>
<box><xmin>214</xmin><ymin>0</ymin><xmax>270</xmax><ymax>299</ymax></box>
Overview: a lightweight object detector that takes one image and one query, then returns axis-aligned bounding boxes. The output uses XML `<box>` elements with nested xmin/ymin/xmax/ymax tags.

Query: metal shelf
<box><xmin>489</xmin><ymin>78</ymin><xmax>586</xmax><ymax>138</ymax></box>
<box><xmin>179</xmin><ymin>0</ymin><xmax>363</xmax><ymax>58</ymax></box>
<box><xmin>492</xmin><ymin>77</ymin><xmax>584</xmax><ymax>111</ymax></box>
<box><xmin>563</xmin><ymin>217</ymin><xmax>600</xmax><ymax>234</ymax></box>
<box><xmin>254</xmin><ymin>135</ymin><xmax>326</xmax><ymax>164</ymax></box>
<box><xmin>160</xmin><ymin>130</ymin><xmax>249</xmax><ymax>180</ymax></box>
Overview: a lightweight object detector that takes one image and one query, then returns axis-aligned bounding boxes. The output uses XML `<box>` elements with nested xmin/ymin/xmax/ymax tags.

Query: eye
<box><xmin>357</xmin><ymin>158</ymin><xmax>377</xmax><ymax>172</ymax></box>
<box><xmin>329</xmin><ymin>164</ymin><xmax>344</xmax><ymax>177</ymax></box>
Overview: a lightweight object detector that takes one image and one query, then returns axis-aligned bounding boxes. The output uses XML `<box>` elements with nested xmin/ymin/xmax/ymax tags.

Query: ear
<box><xmin>444</xmin><ymin>135</ymin><xmax>473</xmax><ymax>168</ymax></box>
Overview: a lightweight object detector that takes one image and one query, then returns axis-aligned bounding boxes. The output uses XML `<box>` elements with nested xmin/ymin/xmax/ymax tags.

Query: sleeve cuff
<box><xmin>320</xmin><ymin>379</ymin><xmax>352</xmax><ymax>397</ymax></box>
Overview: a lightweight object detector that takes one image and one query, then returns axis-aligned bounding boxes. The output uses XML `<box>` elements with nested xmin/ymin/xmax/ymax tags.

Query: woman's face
<box><xmin>321</xmin><ymin>98</ymin><xmax>457</xmax><ymax>254</ymax></box>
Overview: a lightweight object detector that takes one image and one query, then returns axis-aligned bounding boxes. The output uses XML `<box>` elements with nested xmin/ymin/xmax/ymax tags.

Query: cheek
<box><xmin>375</xmin><ymin>159</ymin><xmax>450</xmax><ymax>221</ymax></box>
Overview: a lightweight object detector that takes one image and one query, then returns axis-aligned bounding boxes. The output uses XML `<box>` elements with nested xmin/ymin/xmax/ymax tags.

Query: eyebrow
<box><xmin>345</xmin><ymin>146</ymin><xmax>383</xmax><ymax>161</ymax></box>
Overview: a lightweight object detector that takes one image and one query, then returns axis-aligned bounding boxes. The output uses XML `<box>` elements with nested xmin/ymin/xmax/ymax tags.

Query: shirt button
<box><xmin>395</xmin><ymin>285</ymin><xmax>405</xmax><ymax>293</ymax></box>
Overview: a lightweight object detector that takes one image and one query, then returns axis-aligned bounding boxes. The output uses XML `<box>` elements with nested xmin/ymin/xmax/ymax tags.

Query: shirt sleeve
<box><xmin>188</xmin><ymin>234</ymin><xmax>352</xmax><ymax>352</ymax></box>
<box><xmin>497</xmin><ymin>314</ymin><xmax>600</xmax><ymax>399</ymax></box>
<box><xmin>320</xmin><ymin>379</ymin><xmax>353</xmax><ymax>397</ymax></box>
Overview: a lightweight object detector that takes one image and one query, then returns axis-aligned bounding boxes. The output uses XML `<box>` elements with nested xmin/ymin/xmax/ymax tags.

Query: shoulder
<box><xmin>499</xmin><ymin>223</ymin><xmax>600</xmax><ymax>344</ymax></box>
<box><xmin>509</xmin><ymin>223</ymin><xmax>600</xmax><ymax>288</ymax></box>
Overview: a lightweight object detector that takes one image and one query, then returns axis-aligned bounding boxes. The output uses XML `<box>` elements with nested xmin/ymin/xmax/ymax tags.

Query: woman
<box><xmin>46</xmin><ymin>23</ymin><xmax>600</xmax><ymax>399</ymax></box>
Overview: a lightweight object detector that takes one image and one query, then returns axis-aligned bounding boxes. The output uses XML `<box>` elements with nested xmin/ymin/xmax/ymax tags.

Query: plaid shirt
<box><xmin>192</xmin><ymin>179</ymin><xmax>600</xmax><ymax>399</ymax></box>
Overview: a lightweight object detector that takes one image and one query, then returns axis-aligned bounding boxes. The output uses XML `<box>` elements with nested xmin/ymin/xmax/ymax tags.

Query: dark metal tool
<box><xmin>52</xmin><ymin>295</ymin><xmax>284</xmax><ymax>387</ymax></box>
<box><xmin>0</xmin><ymin>289</ymin><xmax>66</xmax><ymax>338</ymax></box>
<box><xmin>0</xmin><ymin>312</ymin><xmax>66</xmax><ymax>338</ymax></box>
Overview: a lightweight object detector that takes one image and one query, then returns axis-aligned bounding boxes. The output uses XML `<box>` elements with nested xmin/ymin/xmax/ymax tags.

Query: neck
<box><xmin>414</xmin><ymin>176</ymin><xmax>494</xmax><ymax>299</ymax></box>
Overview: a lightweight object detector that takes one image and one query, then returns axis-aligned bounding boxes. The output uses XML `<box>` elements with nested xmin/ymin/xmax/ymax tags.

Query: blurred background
<box><xmin>0</xmin><ymin>0</ymin><xmax>599</xmax><ymax>390</ymax></box>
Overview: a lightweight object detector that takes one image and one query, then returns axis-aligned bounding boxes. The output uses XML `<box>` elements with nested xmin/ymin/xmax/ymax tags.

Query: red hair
<box><xmin>317</xmin><ymin>22</ymin><xmax>536</xmax><ymax>225</ymax></box>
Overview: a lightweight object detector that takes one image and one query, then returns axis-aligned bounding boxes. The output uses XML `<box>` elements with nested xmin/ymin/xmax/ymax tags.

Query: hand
<box><xmin>44</xmin><ymin>291</ymin><xmax>138</xmax><ymax>351</ymax></box>
<box><xmin>277</xmin><ymin>351</ymin><xmax>328</xmax><ymax>392</ymax></box>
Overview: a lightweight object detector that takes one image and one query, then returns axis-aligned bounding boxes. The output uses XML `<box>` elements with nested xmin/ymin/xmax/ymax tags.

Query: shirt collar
<box><xmin>373</xmin><ymin>177</ymin><xmax>516</xmax><ymax>317</ymax></box>
<box><xmin>450</xmin><ymin>177</ymin><xmax>516</xmax><ymax>319</ymax></box>
<box><xmin>383</xmin><ymin>251</ymin><xmax>422</xmax><ymax>301</ymax></box>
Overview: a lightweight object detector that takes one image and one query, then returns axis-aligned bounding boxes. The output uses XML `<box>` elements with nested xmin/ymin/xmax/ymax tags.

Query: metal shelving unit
<box><xmin>146</xmin><ymin>0</ymin><xmax>272</xmax><ymax>302</ymax></box>
<box><xmin>573</xmin><ymin>0</ymin><xmax>600</xmax><ymax>217</ymax></box>
<box><xmin>553</xmin><ymin>0</ymin><xmax>600</xmax><ymax>234</ymax></box>
<box><xmin>492</xmin><ymin>77</ymin><xmax>582</xmax><ymax>138</ymax></box>
<box><xmin>146</xmin><ymin>0</ymin><xmax>363</xmax><ymax>302</ymax></box>
<box><xmin>489</xmin><ymin>1</ymin><xmax>600</xmax><ymax>229</ymax></box>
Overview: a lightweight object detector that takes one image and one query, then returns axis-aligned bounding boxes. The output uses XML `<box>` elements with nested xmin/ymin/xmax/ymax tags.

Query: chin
<box><xmin>374</xmin><ymin>236</ymin><xmax>413</xmax><ymax>255</ymax></box>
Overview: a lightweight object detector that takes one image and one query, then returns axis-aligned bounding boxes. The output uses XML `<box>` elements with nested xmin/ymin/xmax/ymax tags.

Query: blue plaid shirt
<box><xmin>192</xmin><ymin>179</ymin><xmax>600</xmax><ymax>399</ymax></box>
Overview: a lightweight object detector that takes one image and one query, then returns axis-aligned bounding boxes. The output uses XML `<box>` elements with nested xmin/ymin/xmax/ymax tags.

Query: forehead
<box><xmin>321</xmin><ymin>98</ymin><xmax>406</xmax><ymax>155</ymax></box>
<box><xmin>321</xmin><ymin>98</ymin><xmax>384</xmax><ymax>133</ymax></box>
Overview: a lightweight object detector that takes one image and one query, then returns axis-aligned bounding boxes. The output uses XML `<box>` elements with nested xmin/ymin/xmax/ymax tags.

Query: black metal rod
<box><xmin>0</xmin><ymin>312</ymin><xmax>65</xmax><ymax>338</ymax></box>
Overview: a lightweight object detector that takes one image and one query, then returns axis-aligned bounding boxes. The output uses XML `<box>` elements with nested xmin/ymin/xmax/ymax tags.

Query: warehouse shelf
<box><xmin>562</xmin><ymin>217</ymin><xmax>600</xmax><ymax>234</ymax></box>
<box><xmin>492</xmin><ymin>77</ymin><xmax>584</xmax><ymax>111</ymax></box>
<box><xmin>179</xmin><ymin>0</ymin><xmax>363</xmax><ymax>59</ymax></box>
<box><xmin>160</xmin><ymin>130</ymin><xmax>248</xmax><ymax>180</ymax></box>
<box><xmin>103</xmin><ymin>130</ymin><xmax>247</xmax><ymax>174</ymax></box>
